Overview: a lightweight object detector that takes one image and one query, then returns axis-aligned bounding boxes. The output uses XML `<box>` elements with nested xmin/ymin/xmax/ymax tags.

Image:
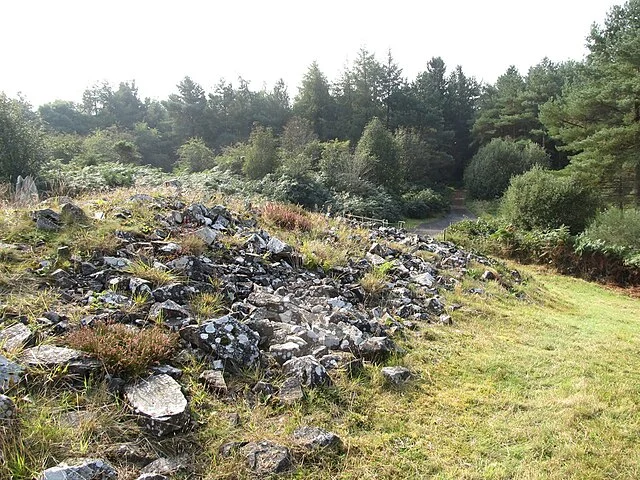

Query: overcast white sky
<box><xmin>2</xmin><ymin>0</ymin><xmax>622</xmax><ymax>107</ymax></box>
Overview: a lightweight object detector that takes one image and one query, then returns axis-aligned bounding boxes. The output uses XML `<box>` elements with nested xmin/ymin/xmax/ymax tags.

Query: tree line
<box><xmin>1</xmin><ymin>0</ymin><xmax>639</xmax><ymax>211</ymax></box>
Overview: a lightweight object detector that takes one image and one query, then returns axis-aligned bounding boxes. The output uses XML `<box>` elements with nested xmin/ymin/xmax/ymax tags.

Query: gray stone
<box><xmin>151</xmin><ymin>283</ymin><xmax>195</xmax><ymax>303</ymax></box>
<box><xmin>283</xmin><ymin>355</ymin><xmax>332</xmax><ymax>387</ymax></box>
<box><xmin>98</xmin><ymin>290</ymin><xmax>131</xmax><ymax>307</ymax></box>
<box><xmin>240</xmin><ymin>441</ymin><xmax>291</xmax><ymax>476</ymax></box>
<box><xmin>381</xmin><ymin>366</ymin><xmax>411</xmax><ymax>385</ymax></box>
<box><xmin>60</xmin><ymin>203</ymin><xmax>88</xmax><ymax>224</ymax></box>
<box><xmin>15</xmin><ymin>175</ymin><xmax>39</xmax><ymax>206</ymax></box>
<box><xmin>33</xmin><ymin>209</ymin><xmax>60</xmax><ymax>231</ymax></box>
<box><xmin>135</xmin><ymin>475</ymin><xmax>168</xmax><ymax>480</ymax></box>
<box><xmin>199</xmin><ymin>370</ymin><xmax>227</xmax><ymax>394</ymax></box>
<box><xmin>124</xmin><ymin>374</ymin><xmax>189</xmax><ymax>437</ymax></box>
<box><xmin>37</xmin><ymin>458</ymin><xmax>117</xmax><ymax>480</ymax></box>
<box><xmin>278</xmin><ymin>376</ymin><xmax>304</xmax><ymax>404</ymax></box>
<box><xmin>0</xmin><ymin>355</ymin><xmax>23</xmax><ymax>393</ymax></box>
<box><xmin>269</xmin><ymin>341</ymin><xmax>301</xmax><ymax>365</ymax></box>
<box><xmin>158</xmin><ymin>242</ymin><xmax>182</xmax><ymax>254</ymax></box>
<box><xmin>0</xmin><ymin>322</ymin><xmax>34</xmax><ymax>352</ymax></box>
<box><xmin>365</xmin><ymin>252</ymin><xmax>386</xmax><ymax>266</ymax></box>
<box><xmin>186</xmin><ymin>315</ymin><xmax>260</xmax><ymax>370</ymax></box>
<box><xmin>149</xmin><ymin>300</ymin><xmax>191</xmax><ymax>328</ymax></box>
<box><xmin>20</xmin><ymin>345</ymin><xmax>101</xmax><ymax>376</ymax></box>
<box><xmin>195</xmin><ymin>226</ymin><xmax>217</xmax><ymax>245</ymax></box>
<box><xmin>0</xmin><ymin>394</ymin><xmax>16</xmax><ymax>423</ymax></box>
<box><xmin>140</xmin><ymin>457</ymin><xmax>184</xmax><ymax>476</ymax></box>
<box><xmin>358</xmin><ymin>336</ymin><xmax>397</xmax><ymax>361</ymax></box>
<box><xmin>481</xmin><ymin>270</ymin><xmax>497</xmax><ymax>281</ymax></box>
<box><xmin>266</xmin><ymin>237</ymin><xmax>291</xmax><ymax>255</ymax></box>
<box><xmin>102</xmin><ymin>256</ymin><xmax>132</xmax><ymax>269</ymax></box>
<box><xmin>292</xmin><ymin>426</ymin><xmax>342</xmax><ymax>450</ymax></box>
<box><xmin>411</xmin><ymin>272</ymin><xmax>435</xmax><ymax>287</ymax></box>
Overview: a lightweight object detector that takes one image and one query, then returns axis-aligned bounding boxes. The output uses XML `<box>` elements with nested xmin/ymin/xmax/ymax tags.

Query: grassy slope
<box><xmin>329</xmin><ymin>268</ymin><xmax>640</xmax><ymax>480</ymax></box>
<box><xmin>2</xmin><ymin>189</ymin><xmax>640</xmax><ymax>479</ymax></box>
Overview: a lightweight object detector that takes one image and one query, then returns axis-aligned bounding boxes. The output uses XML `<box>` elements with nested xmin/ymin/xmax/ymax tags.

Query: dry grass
<box><xmin>65</xmin><ymin>322</ymin><xmax>179</xmax><ymax>377</ymax></box>
<box><xmin>261</xmin><ymin>202</ymin><xmax>313</xmax><ymax>232</ymax></box>
<box><xmin>124</xmin><ymin>260</ymin><xmax>180</xmax><ymax>287</ymax></box>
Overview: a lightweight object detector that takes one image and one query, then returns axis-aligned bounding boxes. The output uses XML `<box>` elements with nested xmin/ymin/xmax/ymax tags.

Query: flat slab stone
<box><xmin>37</xmin><ymin>458</ymin><xmax>117</xmax><ymax>480</ymax></box>
<box><xmin>125</xmin><ymin>374</ymin><xmax>189</xmax><ymax>437</ymax></box>
<box><xmin>19</xmin><ymin>345</ymin><xmax>101</xmax><ymax>376</ymax></box>
<box><xmin>0</xmin><ymin>354</ymin><xmax>23</xmax><ymax>393</ymax></box>
<box><xmin>0</xmin><ymin>322</ymin><xmax>34</xmax><ymax>352</ymax></box>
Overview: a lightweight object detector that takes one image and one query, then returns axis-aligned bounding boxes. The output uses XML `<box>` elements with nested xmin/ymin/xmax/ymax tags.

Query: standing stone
<box><xmin>0</xmin><ymin>323</ymin><xmax>34</xmax><ymax>352</ymax></box>
<box><xmin>125</xmin><ymin>374</ymin><xmax>189</xmax><ymax>437</ymax></box>
<box><xmin>37</xmin><ymin>458</ymin><xmax>117</xmax><ymax>480</ymax></box>
<box><xmin>0</xmin><ymin>355</ymin><xmax>23</xmax><ymax>393</ymax></box>
<box><xmin>15</xmin><ymin>175</ymin><xmax>39</xmax><ymax>206</ymax></box>
<box><xmin>199</xmin><ymin>370</ymin><xmax>227</xmax><ymax>395</ymax></box>
<box><xmin>240</xmin><ymin>441</ymin><xmax>291</xmax><ymax>476</ymax></box>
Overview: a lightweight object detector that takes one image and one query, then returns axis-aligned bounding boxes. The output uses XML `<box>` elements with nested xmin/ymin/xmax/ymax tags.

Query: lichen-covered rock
<box><xmin>186</xmin><ymin>315</ymin><xmax>260</xmax><ymax>370</ymax></box>
<box><xmin>0</xmin><ymin>355</ymin><xmax>23</xmax><ymax>393</ymax></box>
<box><xmin>283</xmin><ymin>355</ymin><xmax>331</xmax><ymax>387</ymax></box>
<box><xmin>292</xmin><ymin>426</ymin><xmax>342</xmax><ymax>450</ymax></box>
<box><xmin>37</xmin><ymin>458</ymin><xmax>117</xmax><ymax>480</ymax></box>
<box><xmin>149</xmin><ymin>300</ymin><xmax>191</xmax><ymax>328</ymax></box>
<box><xmin>0</xmin><ymin>394</ymin><xmax>16</xmax><ymax>423</ymax></box>
<box><xmin>125</xmin><ymin>374</ymin><xmax>189</xmax><ymax>437</ymax></box>
<box><xmin>19</xmin><ymin>345</ymin><xmax>101</xmax><ymax>376</ymax></box>
<box><xmin>139</xmin><ymin>456</ymin><xmax>184</xmax><ymax>476</ymax></box>
<box><xmin>278</xmin><ymin>376</ymin><xmax>303</xmax><ymax>404</ymax></box>
<box><xmin>0</xmin><ymin>322</ymin><xmax>34</xmax><ymax>352</ymax></box>
<box><xmin>240</xmin><ymin>441</ymin><xmax>291</xmax><ymax>476</ymax></box>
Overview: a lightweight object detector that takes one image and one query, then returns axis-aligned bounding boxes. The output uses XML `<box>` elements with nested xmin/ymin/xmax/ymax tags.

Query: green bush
<box><xmin>401</xmin><ymin>189</ymin><xmax>449</xmax><ymax>218</ymax></box>
<box><xmin>464</xmin><ymin>138</ymin><xmax>549</xmax><ymax>200</ymax></box>
<box><xmin>501</xmin><ymin>166</ymin><xmax>599</xmax><ymax>234</ymax></box>
<box><xmin>576</xmin><ymin>207</ymin><xmax>640</xmax><ymax>265</ymax></box>
<box><xmin>332</xmin><ymin>187</ymin><xmax>402</xmax><ymax>222</ymax></box>
<box><xmin>270</xmin><ymin>174</ymin><xmax>331</xmax><ymax>210</ymax></box>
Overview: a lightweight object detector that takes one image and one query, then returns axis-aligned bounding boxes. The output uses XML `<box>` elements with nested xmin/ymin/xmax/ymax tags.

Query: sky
<box><xmin>2</xmin><ymin>0</ymin><xmax>624</xmax><ymax>107</ymax></box>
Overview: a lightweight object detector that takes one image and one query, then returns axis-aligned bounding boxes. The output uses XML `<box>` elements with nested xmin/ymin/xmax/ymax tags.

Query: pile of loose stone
<box><xmin>0</xmin><ymin>194</ymin><xmax>518</xmax><ymax>479</ymax></box>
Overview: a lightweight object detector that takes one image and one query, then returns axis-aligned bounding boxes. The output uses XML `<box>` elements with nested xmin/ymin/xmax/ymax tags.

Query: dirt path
<box><xmin>411</xmin><ymin>190</ymin><xmax>477</xmax><ymax>236</ymax></box>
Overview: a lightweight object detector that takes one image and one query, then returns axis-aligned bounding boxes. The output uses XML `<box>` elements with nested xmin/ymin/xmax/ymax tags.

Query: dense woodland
<box><xmin>1</xmin><ymin>0</ymin><xmax>639</xmax><ymax>221</ymax></box>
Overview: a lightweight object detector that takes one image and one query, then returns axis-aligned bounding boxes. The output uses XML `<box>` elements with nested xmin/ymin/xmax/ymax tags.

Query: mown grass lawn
<box><xmin>319</xmin><ymin>268</ymin><xmax>640</xmax><ymax>480</ymax></box>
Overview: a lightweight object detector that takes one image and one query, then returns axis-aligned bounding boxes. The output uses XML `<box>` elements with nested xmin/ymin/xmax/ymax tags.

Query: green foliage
<box><xmin>464</xmin><ymin>138</ymin><xmax>550</xmax><ymax>200</ymax></box>
<box><xmin>401</xmin><ymin>188</ymin><xmax>448</xmax><ymax>218</ymax></box>
<box><xmin>0</xmin><ymin>93</ymin><xmax>46</xmax><ymax>182</ymax></box>
<box><xmin>65</xmin><ymin>322</ymin><xmax>179</xmax><ymax>377</ymax></box>
<box><xmin>576</xmin><ymin>207</ymin><xmax>640</xmax><ymax>265</ymax></box>
<box><xmin>243</xmin><ymin>125</ymin><xmax>278</xmax><ymax>179</ymax></box>
<box><xmin>332</xmin><ymin>187</ymin><xmax>402</xmax><ymax>222</ymax></box>
<box><xmin>176</xmin><ymin>137</ymin><xmax>215</xmax><ymax>173</ymax></box>
<box><xmin>215</xmin><ymin>142</ymin><xmax>248</xmax><ymax>175</ymax></box>
<box><xmin>270</xmin><ymin>174</ymin><xmax>331</xmax><ymax>210</ymax></box>
<box><xmin>75</xmin><ymin>128</ymin><xmax>141</xmax><ymax>166</ymax></box>
<box><xmin>355</xmin><ymin>117</ymin><xmax>401</xmax><ymax>189</ymax></box>
<box><xmin>41</xmin><ymin>160</ymin><xmax>153</xmax><ymax>193</ymax></box>
<box><xmin>501</xmin><ymin>166</ymin><xmax>599</xmax><ymax>234</ymax></box>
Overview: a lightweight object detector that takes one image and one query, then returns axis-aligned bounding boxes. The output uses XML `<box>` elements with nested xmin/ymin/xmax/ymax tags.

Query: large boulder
<box><xmin>124</xmin><ymin>374</ymin><xmax>189</xmax><ymax>437</ymax></box>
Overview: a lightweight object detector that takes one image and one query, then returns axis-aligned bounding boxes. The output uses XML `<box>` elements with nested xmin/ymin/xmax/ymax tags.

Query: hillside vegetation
<box><xmin>0</xmin><ymin>184</ymin><xmax>638</xmax><ymax>479</ymax></box>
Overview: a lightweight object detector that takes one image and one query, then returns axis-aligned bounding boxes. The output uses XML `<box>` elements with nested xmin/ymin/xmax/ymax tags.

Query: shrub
<box><xmin>176</xmin><ymin>137</ymin><xmax>215</xmax><ymax>173</ymax></box>
<box><xmin>501</xmin><ymin>166</ymin><xmax>599</xmax><ymax>234</ymax></box>
<box><xmin>401</xmin><ymin>189</ymin><xmax>449</xmax><ymax>218</ymax></box>
<box><xmin>270</xmin><ymin>174</ymin><xmax>331</xmax><ymax>210</ymax></box>
<box><xmin>65</xmin><ymin>322</ymin><xmax>179</xmax><ymax>376</ymax></box>
<box><xmin>332</xmin><ymin>187</ymin><xmax>402</xmax><ymax>223</ymax></box>
<box><xmin>464</xmin><ymin>138</ymin><xmax>549</xmax><ymax>200</ymax></box>
<box><xmin>243</xmin><ymin>125</ymin><xmax>278</xmax><ymax>179</ymax></box>
<box><xmin>261</xmin><ymin>202</ymin><xmax>313</xmax><ymax>231</ymax></box>
<box><xmin>579</xmin><ymin>207</ymin><xmax>640</xmax><ymax>252</ymax></box>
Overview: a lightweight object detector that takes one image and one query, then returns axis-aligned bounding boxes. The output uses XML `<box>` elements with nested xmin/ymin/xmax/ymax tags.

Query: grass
<box><xmin>124</xmin><ymin>260</ymin><xmax>180</xmax><ymax>287</ymax></box>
